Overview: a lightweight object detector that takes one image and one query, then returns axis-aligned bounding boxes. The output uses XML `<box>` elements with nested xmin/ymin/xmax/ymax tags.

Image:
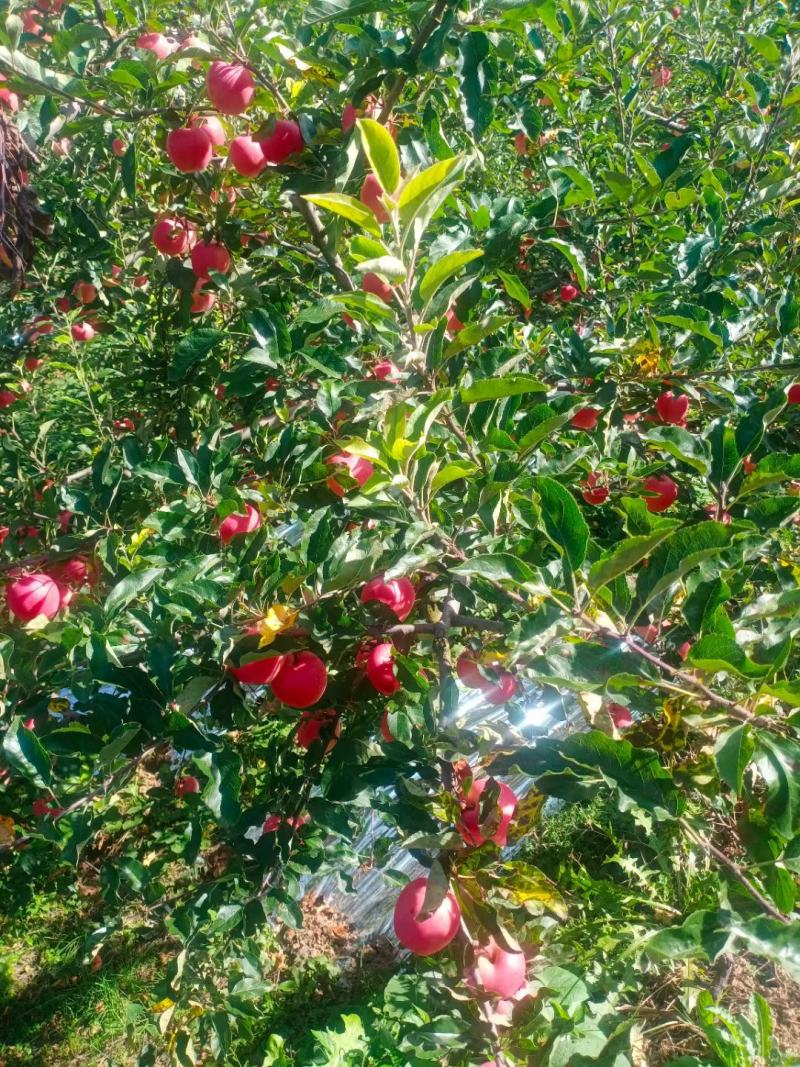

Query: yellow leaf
<box><xmin>0</xmin><ymin>815</ymin><xmax>15</xmax><ymax>845</ymax></box>
<box><xmin>48</xmin><ymin>697</ymin><xmax>70</xmax><ymax>713</ymax></box>
<box><xmin>257</xmin><ymin>604</ymin><xmax>299</xmax><ymax>648</ymax></box>
<box><xmin>150</xmin><ymin>997</ymin><xmax>175</xmax><ymax>1013</ymax></box>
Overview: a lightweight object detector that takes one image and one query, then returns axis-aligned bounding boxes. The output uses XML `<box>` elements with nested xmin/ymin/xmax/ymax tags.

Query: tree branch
<box><xmin>289</xmin><ymin>194</ymin><xmax>354</xmax><ymax>291</ymax></box>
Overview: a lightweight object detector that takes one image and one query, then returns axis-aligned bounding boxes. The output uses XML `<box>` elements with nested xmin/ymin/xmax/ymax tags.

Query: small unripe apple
<box><xmin>260</xmin><ymin>119</ymin><xmax>303</xmax><ymax>163</ymax></box>
<box><xmin>570</xmin><ymin>406</ymin><xmax>599</xmax><ymax>431</ymax></box>
<box><xmin>229</xmin><ymin>134</ymin><xmax>267</xmax><ymax>176</ymax></box>
<box><xmin>167</xmin><ymin>127</ymin><xmax>213</xmax><ymax>172</ymax></box>
<box><xmin>465</xmin><ymin>938</ymin><xmax>526</xmax><ymax>997</ymax></box>
<box><xmin>190</xmin><ymin>240</ymin><xmax>231</xmax><ymax>279</ymax></box>
<box><xmin>152</xmin><ymin>216</ymin><xmax>196</xmax><ymax>256</ymax></box>
<box><xmin>362</xmin><ymin>272</ymin><xmax>393</xmax><ymax>305</ymax></box>
<box><xmin>656</xmin><ymin>390</ymin><xmax>689</xmax><ymax>426</ymax></box>
<box><xmin>111</xmin><ymin>138</ymin><xmax>126</xmax><ymax>157</ymax></box>
<box><xmin>643</xmin><ymin>473</ymin><xmax>678</xmax><ymax>512</ymax></box>
<box><xmin>136</xmin><ymin>32</ymin><xmax>174</xmax><ymax>59</ymax></box>
<box><xmin>218</xmin><ymin>503</ymin><xmax>261</xmax><ymax>543</ymax></box>
<box><xmin>295</xmin><ymin>708</ymin><xmax>340</xmax><ymax>750</ymax></box>
<box><xmin>6</xmin><ymin>572</ymin><xmax>63</xmax><ymax>621</ymax></box>
<box><xmin>393</xmin><ymin>876</ymin><xmax>461</xmax><ymax>955</ymax></box>
<box><xmin>230</xmin><ymin>654</ymin><xmax>286</xmax><ymax>685</ymax></box>
<box><xmin>175</xmin><ymin>775</ymin><xmax>200</xmax><ymax>796</ymax></box>
<box><xmin>206</xmin><ymin>61</ymin><xmax>254</xmax><ymax>115</ymax></box>
<box><xmin>359</xmin><ymin>173</ymin><xmax>389</xmax><ymax>223</ymax></box>
<box><xmin>560</xmin><ymin>283</ymin><xmax>579</xmax><ymax>302</ymax></box>
<box><xmin>71</xmin><ymin>322</ymin><xmax>95</xmax><ymax>342</ymax></box>
<box><xmin>270</xmin><ymin>650</ymin><xmax>328</xmax><ymax>708</ymax></box>
<box><xmin>366</xmin><ymin>642</ymin><xmax>401</xmax><ymax>696</ymax></box>
<box><xmin>360</xmin><ymin>576</ymin><xmax>415</xmax><ymax>621</ymax></box>
<box><xmin>457</xmin><ymin>778</ymin><xmax>517</xmax><ymax>847</ymax></box>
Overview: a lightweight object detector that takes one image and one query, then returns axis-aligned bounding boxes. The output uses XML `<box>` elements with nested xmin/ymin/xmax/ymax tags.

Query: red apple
<box><xmin>341</xmin><ymin>103</ymin><xmax>360</xmax><ymax>132</ymax></box>
<box><xmin>73</xmin><ymin>280</ymin><xmax>97</xmax><ymax>305</ymax></box>
<box><xmin>483</xmin><ymin>670</ymin><xmax>518</xmax><ymax>705</ymax></box>
<box><xmin>643</xmin><ymin>474</ymin><xmax>678</xmax><ymax>512</ymax></box>
<box><xmin>230</xmin><ymin>654</ymin><xmax>286</xmax><ymax>685</ymax></box>
<box><xmin>206</xmin><ymin>61</ymin><xmax>254</xmax><ymax>115</ymax></box>
<box><xmin>373</xmin><ymin>359</ymin><xmax>400</xmax><ymax>379</ymax></box>
<box><xmin>229</xmin><ymin>134</ymin><xmax>267</xmax><ymax>176</ymax></box>
<box><xmin>152</xmin><ymin>216</ymin><xmax>196</xmax><ymax>256</ymax></box>
<box><xmin>270</xmin><ymin>650</ymin><xmax>327</xmax><ymax>708</ymax></box>
<box><xmin>175</xmin><ymin>775</ymin><xmax>200</xmax><ymax>796</ymax></box>
<box><xmin>191</xmin><ymin>240</ymin><xmax>231</xmax><ymax>279</ymax></box>
<box><xmin>560</xmin><ymin>283</ymin><xmax>579</xmax><ymax>301</ymax></box>
<box><xmin>458</xmin><ymin>778</ymin><xmax>517</xmax><ymax>847</ymax></box>
<box><xmin>49</xmin><ymin>556</ymin><xmax>88</xmax><ymax>586</ymax></box>
<box><xmin>111</xmin><ymin>138</ymin><xmax>126</xmax><ymax>157</ymax></box>
<box><xmin>466</xmin><ymin>938</ymin><xmax>526</xmax><ymax>997</ymax></box>
<box><xmin>446</xmin><ymin>308</ymin><xmax>465</xmax><ymax>334</ymax></box>
<box><xmin>295</xmin><ymin>708</ymin><xmax>340</xmax><ymax>751</ymax></box>
<box><xmin>541</xmin><ymin>289</ymin><xmax>556</xmax><ymax>304</ymax></box>
<box><xmin>136</xmin><ymin>32</ymin><xmax>174</xmax><ymax>59</ymax></box>
<box><xmin>6</xmin><ymin>573</ymin><xmax>63</xmax><ymax>621</ymax></box>
<box><xmin>380</xmin><ymin>708</ymin><xmax>394</xmax><ymax>742</ymax></box>
<box><xmin>393</xmin><ymin>876</ymin><xmax>461</xmax><ymax>955</ymax></box>
<box><xmin>189</xmin><ymin>113</ymin><xmax>226</xmax><ymax>150</ymax></box>
<box><xmin>361</xmin><ymin>272</ymin><xmax>393</xmax><ymax>305</ymax></box>
<box><xmin>656</xmin><ymin>390</ymin><xmax>689</xmax><ymax>426</ymax></box>
<box><xmin>787</xmin><ymin>382</ymin><xmax>800</xmax><ymax>404</ymax></box>
<box><xmin>134</xmin><ymin>274</ymin><xmax>149</xmax><ymax>288</ymax></box>
<box><xmin>24</xmin><ymin>356</ymin><xmax>42</xmax><ymax>372</ymax></box>
<box><xmin>513</xmin><ymin>131</ymin><xmax>528</xmax><ymax>155</ymax></box>
<box><xmin>327</xmin><ymin>451</ymin><xmax>374</xmax><ymax>490</ymax></box>
<box><xmin>582</xmin><ymin>472</ymin><xmax>608</xmax><ymax>505</ymax></box>
<box><xmin>652</xmin><ymin>65</ymin><xmax>672</xmax><ymax>88</ymax></box>
<box><xmin>167</xmin><ymin>126</ymin><xmax>213</xmax><ymax>172</ymax></box>
<box><xmin>218</xmin><ymin>503</ymin><xmax>261</xmax><ymax>543</ymax></box>
<box><xmin>360</xmin><ymin>173</ymin><xmax>389</xmax><ymax>223</ymax></box>
<box><xmin>191</xmin><ymin>285</ymin><xmax>216</xmax><ymax>314</ymax></box>
<box><xmin>456</xmin><ymin>653</ymin><xmax>486</xmax><ymax>689</ymax></box>
<box><xmin>260</xmin><ymin>119</ymin><xmax>303</xmax><ymax>163</ymax></box>
<box><xmin>0</xmin><ymin>390</ymin><xmax>18</xmax><ymax>407</ymax></box>
<box><xmin>113</xmin><ymin>417</ymin><xmax>135</xmax><ymax>433</ymax></box>
<box><xmin>360</xmin><ymin>576</ymin><xmax>415</xmax><ymax>621</ymax></box>
<box><xmin>71</xmin><ymin>322</ymin><xmax>95</xmax><ymax>342</ymax></box>
<box><xmin>366</xmin><ymin>642</ymin><xmax>401</xmax><ymax>696</ymax></box>
<box><xmin>742</xmin><ymin>454</ymin><xmax>756</xmax><ymax>474</ymax></box>
<box><xmin>570</xmin><ymin>406</ymin><xmax>599</xmax><ymax>431</ymax></box>
<box><xmin>607</xmin><ymin>702</ymin><xmax>633</xmax><ymax>729</ymax></box>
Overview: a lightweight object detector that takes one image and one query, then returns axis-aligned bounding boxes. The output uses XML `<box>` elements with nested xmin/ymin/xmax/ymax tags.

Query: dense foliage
<box><xmin>1</xmin><ymin>0</ymin><xmax>799</xmax><ymax>1062</ymax></box>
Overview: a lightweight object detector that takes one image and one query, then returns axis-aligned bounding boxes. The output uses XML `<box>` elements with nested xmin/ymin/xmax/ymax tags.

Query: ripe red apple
<box><xmin>73</xmin><ymin>280</ymin><xmax>97</xmax><ymax>305</ymax></box>
<box><xmin>230</xmin><ymin>654</ymin><xmax>286</xmax><ymax>685</ymax></box>
<box><xmin>360</xmin><ymin>576</ymin><xmax>415</xmax><ymax>621</ymax></box>
<box><xmin>446</xmin><ymin>308</ymin><xmax>464</xmax><ymax>334</ymax></box>
<box><xmin>541</xmin><ymin>289</ymin><xmax>556</xmax><ymax>304</ymax></box>
<box><xmin>787</xmin><ymin>382</ymin><xmax>800</xmax><ymax>404</ymax></box>
<box><xmin>113</xmin><ymin>417</ymin><xmax>135</xmax><ymax>433</ymax></box>
<box><xmin>360</xmin><ymin>173</ymin><xmax>389</xmax><ymax>223</ymax></box>
<box><xmin>260</xmin><ymin>119</ymin><xmax>303</xmax><ymax>163</ymax></box>
<box><xmin>189</xmin><ymin>113</ymin><xmax>226</xmax><ymax>150</ymax></box>
<box><xmin>366</xmin><ymin>642</ymin><xmax>401</xmax><ymax>696</ymax></box>
<box><xmin>152</xmin><ymin>216</ymin><xmax>196</xmax><ymax>256</ymax></box>
<box><xmin>6</xmin><ymin>573</ymin><xmax>63</xmax><ymax>621</ymax></box>
<box><xmin>582</xmin><ymin>472</ymin><xmax>608</xmax><ymax>505</ymax></box>
<box><xmin>456</xmin><ymin>653</ymin><xmax>486</xmax><ymax>689</ymax></box>
<box><xmin>652</xmin><ymin>65</ymin><xmax>672</xmax><ymax>88</ymax></box>
<box><xmin>393</xmin><ymin>876</ymin><xmax>461</xmax><ymax>955</ymax></box>
<box><xmin>466</xmin><ymin>938</ymin><xmax>527</xmax><ymax>997</ymax></box>
<box><xmin>32</xmin><ymin>797</ymin><xmax>56</xmax><ymax>817</ymax></box>
<box><xmin>570</xmin><ymin>406</ymin><xmax>599</xmax><ymax>431</ymax></box>
<box><xmin>295</xmin><ymin>708</ymin><xmax>340</xmax><ymax>750</ymax></box>
<box><xmin>190</xmin><ymin>285</ymin><xmax>216</xmax><ymax>314</ymax></box>
<box><xmin>71</xmin><ymin>322</ymin><xmax>95</xmax><ymax>342</ymax></box>
<box><xmin>270</xmin><ymin>650</ymin><xmax>327</xmax><ymax>708</ymax></box>
<box><xmin>0</xmin><ymin>526</ymin><xmax>8</xmax><ymax>545</ymax></box>
<box><xmin>458</xmin><ymin>778</ymin><xmax>517</xmax><ymax>847</ymax></box>
<box><xmin>134</xmin><ymin>274</ymin><xmax>149</xmax><ymax>288</ymax></box>
<box><xmin>327</xmin><ymin>451</ymin><xmax>374</xmax><ymax>491</ymax></box>
<box><xmin>111</xmin><ymin>138</ymin><xmax>126</xmax><ymax>157</ymax></box>
<box><xmin>175</xmin><ymin>775</ymin><xmax>200</xmax><ymax>796</ymax></box>
<box><xmin>341</xmin><ymin>103</ymin><xmax>359</xmax><ymax>131</ymax></box>
<box><xmin>167</xmin><ymin>126</ymin><xmax>213</xmax><ymax>172</ymax></box>
<box><xmin>560</xmin><ymin>283</ymin><xmax>579</xmax><ymax>302</ymax></box>
<box><xmin>742</xmin><ymin>454</ymin><xmax>756</xmax><ymax>474</ymax></box>
<box><xmin>218</xmin><ymin>503</ymin><xmax>261</xmax><ymax>543</ymax></box>
<box><xmin>483</xmin><ymin>670</ymin><xmax>518</xmax><ymax>705</ymax></box>
<box><xmin>361</xmin><ymin>272</ymin><xmax>393</xmax><ymax>305</ymax></box>
<box><xmin>191</xmin><ymin>240</ymin><xmax>231</xmax><ymax>279</ymax></box>
<box><xmin>0</xmin><ymin>390</ymin><xmax>18</xmax><ymax>407</ymax></box>
<box><xmin>513</xmin><ymin>131</ymin><xmax>528</xmax><ymax>155</ymax></box>
<box><xmin>643</xmin><ymin>473</ymin><xmax>678</xmax><ymax>512</ymax></box>
<box><xmin>656</xmin><ymin>390</ymin><xmax>689</xmax><ymax>426</ymax></box>
<box><xmin>229</xmin><ymin>134</ymin><xmax>267</xmax><ymax>176</ymax></box>
<box><xmin>49</xmin><ymin>556</ymin><xmax>88</xmax><ymax>586</ymax></box>
<box><xmin>136</xmin><ymin>32</ymin><xmax>174</xmax><ymax>59</ymax></box>
<box><xmin>24</xmin><ymin>356</ymin><xmax>42</xmax><ymax>371</ymax></box>
<box><xmin>373</xmin><ymin>359</ymin><xmax>400</xmax><ymax>379</ymax></box>
<box><xmin>607</xmin><ymin>702</ymin><xmax>633</xmax><ymax>729</ymax></box>
<box><xmin>206</xmin><ymin>61</ymin><xmax>254</xmax><ymax>114</ymax></box>
<box><xmin>380</xmin><ymin>708</ymin><xmax>394</xmax><ymax>742</ymax></box>
<box><xmin>263</xmin><ymin>813</ymin><xmax>308</xmax><ymax>833</ymax></box>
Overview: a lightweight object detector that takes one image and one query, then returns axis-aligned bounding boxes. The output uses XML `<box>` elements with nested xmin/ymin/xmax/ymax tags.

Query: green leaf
<box><xmin>444</xmin><ymin>315</ymin><xmax>510</xmax><ymax>359</ymax></box>
<box><xmin>687</xmin><ymin>636</ymin><xmax>774</xmax><ymax>679</ymax></box>
<box><xmin>753</xmin><ymin>736</ymin><xmax>800</xmax><ymax>839</ymax></box>
<box><xmin>357</xmin><ymin>118</ymin><xmax>400</xmax><ymax>194</ymax></box>
<box><xmin>302</xmin><ymin>193</ymin><xmax>380</xmax><ymax>235</ymax></box>
<box><xmin>3</xmin><ymin>718</ymin><xmax>51</xmax><ymax>788</ymax></box>
<box><xmin>354</xmin><ymin>255</ymin><xmax>406</xmax><ymax>281</ymax></box>
<box><xmin>419</xmin><ymin>249</ymin><xmax>482</xmax><ymax>305</ymax></box>
<box><xmin>588</xmin><ymin>527</ymin><xmax>676</xmax><ymax>592</ymax></box>
<box><xmin>430</xmin><ymin>461</ymin><xmax>477</xmax><ymax>495</ymax></box>
<box><xmin>646</xmin><ymin>909</ymin><xmax>733</xmax><ymax>964</ymax></box>
<box><xmin>457</xmin><ymin>31</ymin><xmax>495</xmax><ymax>139</ymax></box>
<box><xmin>601</xmin><ymin>169</ymin><xmax>634</xmax><ymax>200</ymax></box>
<box><xmin>169</xmin><ymin>329</ymin><xmax>224</xmax><ymax>382</ymax></box>
<box><xmin>497</xmin><ymin>269</ymin><xmax>531</xmax><ymax>309</ymax></box>
<box><xmin>459</xmin><ymin>373</ymin><xmax>544</xmax><ymax>404</ymax></box>
<box><xmin>655</xmin><ymin>314</ymin><xmax>723</xmax><ymax>348</ymax></box>
<box><xmin>104</xmin><ymin>567</ymin><xmax>164</xmax><ymax>617</ymax></box>
<box><xmin>196</xmin><ymin>749</ymin><xmax>241</xmax><ymax>827</ymax></box>
<box><xmin>643</xmin><ymin>425</ymin><xmax>711</xmax><ymax>474</ymax></box>
<box><xmin>532</xmin><ymin>475</ymin><xmax>589</xmax><ymax>572</ymax></box>
<box><xmin>541</xmin><ymin>238</ymin><xmax>589</xmax><ymax>291</ymax></box>
<box><xmin>247</xmin><ymin>306</ymin><xmax>290</xmax><ymax>359</ymax></box>
<box><xmin>121</xmin><ymin>142</ymin><xmax>137</xmax><ymax>199</ymax></box>
<box><xmin>451</xmin><ymin>553</ymin><xmax>536</xmax><ymax>584</ymax></box>
<box><xmin>714</xmin><ymin>725</ymin><xmax>754</xmax><ymax>797</ymax></box>
<box><xmin>98</xmin><ymin>725</ymin><xmax>140</xmax><ymax>767</ymax></box>
<box><xmin>397</xmin><ymin>156</ymin><xmax>462</xmax><ymax>227</ymax></box>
